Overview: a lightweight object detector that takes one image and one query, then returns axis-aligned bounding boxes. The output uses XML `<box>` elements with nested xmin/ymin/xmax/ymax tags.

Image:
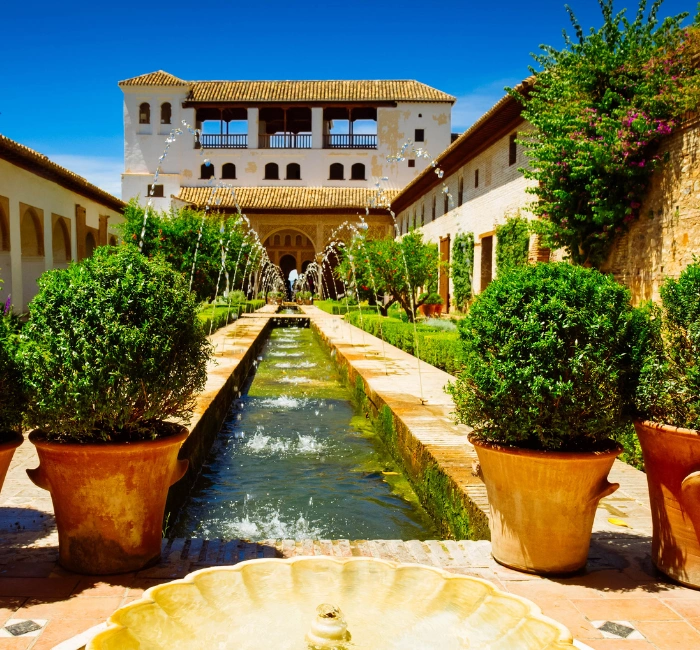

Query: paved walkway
<box><xmin>0</xmin><ymin>311</ymin><xmax>697</xmax><ymax>649</ymax></box>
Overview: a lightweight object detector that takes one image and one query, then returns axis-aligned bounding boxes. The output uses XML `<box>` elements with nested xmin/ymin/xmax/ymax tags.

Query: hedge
<box><xmin>346</xmin><ymin>312</ymin><xmax>463</xmax><ymax>375</ymax></box>
<box><xmin>198</xmin><ymin>300</ymin><xmax>265</xmax><ymax>334</ymax></box>
<box><xmin>314</xmin><ymin>300</ymin><xmax>362</xmax><ymax>315</ymax></box>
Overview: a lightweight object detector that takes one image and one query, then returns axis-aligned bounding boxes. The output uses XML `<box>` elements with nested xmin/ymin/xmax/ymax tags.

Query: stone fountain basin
<box><xmin>87</xmin><ymin>557</ymin><xmax>576</xmax><ymax>649</ymax></box>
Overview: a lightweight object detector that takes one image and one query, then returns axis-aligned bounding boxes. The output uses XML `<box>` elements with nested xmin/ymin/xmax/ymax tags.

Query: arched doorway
<box><xmin>279</xmin><ymin>254</ymin><xmax>297</xmax><ymax>300</ymax></box>
<box><xmin>52</xmin><ymin>218</ymin><xmax>71</xmax><ymax>268</ymax></box>
<box><xmin>20</xmin><ymin>207</ymin><xmax>44</xmax><ymax>311</ymax></box>
<box><xmin>85</xmin><ymin>232</ymin><xmax>96</xmax><ymax>258</ymax></box>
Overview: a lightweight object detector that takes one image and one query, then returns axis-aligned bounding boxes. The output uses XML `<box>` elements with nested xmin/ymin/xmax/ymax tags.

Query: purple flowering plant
<box><xmin>513</xmin><ymin>0</ymin><xmax>700</xmax><ymax>266</ymax></box>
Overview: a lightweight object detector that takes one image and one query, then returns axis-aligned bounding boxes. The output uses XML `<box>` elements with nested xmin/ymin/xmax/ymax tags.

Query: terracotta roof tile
<box><xmin>118</xmin><ymin>71</ymin><xmax>454</xmax><ymax>103</ymax></box>
<box><xmin>118</xmin><ymin>70</ymin><xmax>189</xmax><ymax>86</ymax></box>
<box><xmin>0</xmin><ymin>134</ymin><xmax>125</xmax><ymax>212</ymax></box>
<box><xmin>176</xmin><ymin>186</ymin><xmax>399</xmax><ymax>211</ymax></box>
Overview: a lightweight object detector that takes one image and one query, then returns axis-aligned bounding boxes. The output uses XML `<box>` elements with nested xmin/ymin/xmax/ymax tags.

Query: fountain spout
<box><xmin>305</xmin><ymin>603</ymin><xmax>351</xmax><ymax>649</ymax></box>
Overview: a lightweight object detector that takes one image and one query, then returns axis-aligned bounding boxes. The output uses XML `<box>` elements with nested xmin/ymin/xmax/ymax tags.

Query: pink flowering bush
<box><xmin>515</xmin><ymin>0</ymin><xmax>700</xmax><ymax>266</ymax></box>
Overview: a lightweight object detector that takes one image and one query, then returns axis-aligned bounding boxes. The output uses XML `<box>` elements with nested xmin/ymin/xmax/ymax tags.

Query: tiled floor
<box><xmin>0</xmin><ymin>311</ymin><xmax>697</xmax><ymax>649</ymax></box>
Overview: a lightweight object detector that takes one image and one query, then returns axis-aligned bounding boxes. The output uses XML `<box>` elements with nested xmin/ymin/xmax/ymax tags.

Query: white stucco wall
<box><xmin>397</xmin><ymin>123</ymin><xmax>536</xmax><ymax>300</ymax></box>
<box><xmin>0</xmin><ymin>158</ymin><xmax>123</xmax><ymax>312</ymax></box>
<box><xmin>121</xmin><ymin>86</ymin><xmax>453</xmax><ymax>210</ymax></box>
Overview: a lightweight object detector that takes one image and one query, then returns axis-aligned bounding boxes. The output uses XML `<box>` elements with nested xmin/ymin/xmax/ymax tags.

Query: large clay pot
<box><xmin>419</xmin><ymin>304</ymin><xmax>433</xmax><ymax>317</ymax></box>
<box><xmin>470</xmin><ymin>436</ymin><xmax>621</xmax><ymax>574</ymax></box>
<box><xmin>635</xmin><ymin>420</ymin><xmax>700</xmax><ymax>588</ymax></box>
<box><xmin>433</xmin><ymin>304</ymin><xmax>443</xmax><ymax>316</ymax></box>
<box><xmin>0</xmin><ymin>435</ymin><xmax>22</xmax><ymax>492</ymax></box>
<box><xmin>27</xmin><ymin>427</ymin><xmax>189</xmax><ymax>575</ymax></box>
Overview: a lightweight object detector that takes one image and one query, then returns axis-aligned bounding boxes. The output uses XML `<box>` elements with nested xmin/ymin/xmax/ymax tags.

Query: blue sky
<box><xmin>0</xmin><ymin>0</ymin><xmax>695</xmax><ymax>196</ymax></box>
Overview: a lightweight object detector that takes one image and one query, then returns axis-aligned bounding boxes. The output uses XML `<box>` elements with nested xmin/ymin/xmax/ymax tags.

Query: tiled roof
<box><xmin>176</xmin><ymin>186</ymin><xmax>399</xmax><ymax>211</ymax></box>
<box><xmin>118</xmin><ymin>70</ymin><xmax>189</xmax><ymax>86</ymax></box>
<box><xmin>187</xmin><ymin>80</ymin><xmax>455</xmax><ymax>103</ymax></box>
<box><xmin>118</xmin><ymin>71</ymin><xmax>455</xmax><ymax>103</ymax></box>
<box><xmin>0</xmin><ymin>134</ymin><xmax>125</xmax><ymax>212</ymax></box>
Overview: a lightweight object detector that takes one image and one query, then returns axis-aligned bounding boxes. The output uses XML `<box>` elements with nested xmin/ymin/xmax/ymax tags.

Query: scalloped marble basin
<box><xmin>88</xmin><ymin>557</ymin><xmax>575</xmax><ymax>649</ymax></box>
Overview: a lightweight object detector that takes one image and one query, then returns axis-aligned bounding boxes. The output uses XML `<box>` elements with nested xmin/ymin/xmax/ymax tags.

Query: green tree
<box><xmin>515</xmin><ymin>0</ymin><xmax>700</xmax><ymax>266</ymax></box>
<box><xmin>495</xmin><ymin>213</ymin><xmax>531</xmax><ymax>277</ymax></box>
<box><xmin>120</xmin><ymin>200</ymin><xmax>254</xmax><ymax>302</ymax></box>
<box><xmin>337</xmin><ymin>231</ymin><xmax>440</xmax><ymax>322</ymax></box>
<box><xmin>451</xmin><ymin>232</ymin><xmax>474</xmax><ymax>311</ymax></box>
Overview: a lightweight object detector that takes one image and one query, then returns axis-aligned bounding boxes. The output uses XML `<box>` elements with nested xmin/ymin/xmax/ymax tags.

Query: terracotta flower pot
<box><xmin>419</xmin><ymin>304</ymin><xmax>432</xmax><ymax>317</ymax></box>
<box><xmin>27</xmin><ymin>427</ymin><xmax>189</xmax><ymax>575</ymax></box>
<box><xmin>470</xmin><ymin>436</ymin><xmax>621</xmax><ymax>574</ymax></box>
<box><xmin>0</xmin><ymin>435</ymin><xmax>23</xmax><ymax>492</ymax></box>
<box><xmin>635</xmin><ymin>420</ymin><xmax>700</xmax><ymax>588</ymax></box>
<box><xmin>433</xmin><ymin>304</ymin><xmax>443</xmax><ymax>316</ymax></box>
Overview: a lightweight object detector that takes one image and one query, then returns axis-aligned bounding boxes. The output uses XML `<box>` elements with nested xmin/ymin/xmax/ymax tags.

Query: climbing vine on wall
<box><xmin>451</xmin><ymin>232</ymin><xmax>474</xmax><ymax>311</ymax></box>
<box><xmin>495</xmin><ymin>213</ymin><xmax>530</xmax><ymax>278</ymax></box>
<box><xmin>514</xmin><ymin>0</ymin><xmax>700</xmax><ymax>267</ymax></box>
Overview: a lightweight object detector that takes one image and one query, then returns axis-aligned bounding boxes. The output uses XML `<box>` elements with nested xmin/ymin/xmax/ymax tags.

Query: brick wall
<box><xmin>600</xmin><ymin>115</ymin><xmax>700</xmax><ymax>305</ymax></box>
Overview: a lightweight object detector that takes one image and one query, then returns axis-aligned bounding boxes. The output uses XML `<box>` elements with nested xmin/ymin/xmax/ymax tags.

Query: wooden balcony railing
<box><xmin>199</xmin><ymin>134</ymin><xmax>248</xmax><ymax>149</ymax></box>
<box><xmin>323</xmin><ymin>134</ymin><xmax>377</xmax><ymax>149</ymax></box>
<box><xmin>258</xmin><ymin>133</ymin><xmax>312</xmax><ymax>149</ymax></box>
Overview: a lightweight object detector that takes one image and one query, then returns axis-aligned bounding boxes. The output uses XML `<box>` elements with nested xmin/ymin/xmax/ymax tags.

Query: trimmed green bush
<box><xmin>452</xmin><ymin>232</ymin><xmax>474</xmax><ymax>311</ymax></box>
<box><xmin>495</xmin><ymin>213</ymin><xmax>530</xmax><ymax>277</ymax></box>
<box><xmin>447</xmin><ymin>263</ymin><xmax>634</xmax><ymax>451</ymax></box>
<box><xmin>20</xmin><ymin>245</ymin><xmax>211</xmax><ymax>442</ymax></box>
<box><xmin>635</xmin><ymin>261</ymin><xmax>700</xmax><ymax>430</ymax></box>
<box><xmin>346</xmin><ymin>312</ymin><xmax>464</xmax><ymax>375</ymax></box>
<box><xmin>0</xmin><ymin>291</ymin><xmax>25</xmax><ymax>442</ymax></box>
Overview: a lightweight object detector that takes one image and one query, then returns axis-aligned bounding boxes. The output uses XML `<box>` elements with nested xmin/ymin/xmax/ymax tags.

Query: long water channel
<box><xmin>172</xmin><ymin>322</ymin><xmax>437</xmax><ymax>541</ymax></box>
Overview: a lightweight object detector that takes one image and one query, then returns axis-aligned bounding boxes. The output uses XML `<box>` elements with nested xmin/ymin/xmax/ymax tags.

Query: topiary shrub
<box><xmin>635</xmin><ymin>261</ymin><xmax>700</xmax><ymax>430</ymax></box>
<box><xmin>20</xmin><ymin>245</ymin><xmax>211</xmax><ymax>442</ymax></box>
<box><xmin>0</xmin><ymin>285</ymin><xmax>26</xmax><ymax>442</ymax></box>
<box><xmin>447</xmin><ymin>262</ymin><xmax>634</xmax><ymax>451</ymax></box>
<box><xmin>495</xmin><ymin>213</ymin><xmax>530</xmax><ymax>277</ymax></box>
<box><xmin>451</xmin><ymin>232</ymin><xmax>474</xmax><ymax>311</ymax></box>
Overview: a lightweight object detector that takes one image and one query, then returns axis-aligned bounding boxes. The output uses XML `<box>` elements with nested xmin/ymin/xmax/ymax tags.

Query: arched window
<box><xmin>160</xmin><ymin>102</ymin><xmax>172</xmax><ymax>125</ymax></box>
<box><xmin>458</xmin><ymin>176</ymin><xmax>464</xmax><ymax>206</ymax></box>
<box><xmin>265</xmin><ymin>162</ymin><xmax>279</xmax><ymax>180</ymax></box>
<box><xmin>52</xmin><ymin>218</ymin><xmax>71</xmax><ymax>264</ymax></box>
<box><xmin>200</xmin><ymin>162</ymin><xmax>215</xmax><ymax>180</ymax></box>
<box><xmin>20</xmin><ymin>209</ymin><xmax>43</xmax><ymax>256</ymax></box>
<box><xmin>351</xmin><ymin>163</ymin><xmax>365</xmax><ymax>180</ymax></box>
<box><xmin>139</xmin><ymin>103</ymin><xmax>150</xmax><ymax>124</ymax></box>
<box><xmin>443</xmin><ymin>191</ymin><xmax>449</xmax><ymax>216</ymax></box>
<box><xmin>85</xmin><ymin>232</ymin><xmax>96</xmax><ymax>258</ymax></box>
<box><xmin>329</xmin><ymin>163</ymin><xmax>344</xmax><ymax>180</ymax></box>
<box><xmin>284</xmin><ymin>235</ymin><xmax>292</xmax><ymax>246</ymax></box>
<box><xmin>286</xmin><ymin>163</ymin><xmax>301</xmax><ymax>180</ymax></box>
<box><xmin>274</xmin><ymin>235</ymin><xmax>281</xmax><ymax>246</ymax></box>
<box><xmin>295</xmin><ymin>235</ymin><xmax>302</xmax><ymax>246</ymax></box>
<box><xmin>222</xmin><ymin>163</ymin><xmax>236</xmax><ymax>179</ymax></box>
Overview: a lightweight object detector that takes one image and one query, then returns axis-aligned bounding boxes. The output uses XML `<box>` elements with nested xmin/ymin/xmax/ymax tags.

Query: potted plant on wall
<box><xmin>448</xmin><ymin>263</ymin><xmax>633</xmax><ymax>574</ymax></box>
<box><xmin>634</xmin><ymin>261</ymin><xmax>700</xmax><ymax>588</ymax></box>
<box><xmin>0</xmin><ymin>283</ymin><xmax>25</xmax><ymax>490</ymax></box>
<box><xmin>20</xmin><ymin>246</ymin><xmax>210</xmax><ymax>575</ymax></box>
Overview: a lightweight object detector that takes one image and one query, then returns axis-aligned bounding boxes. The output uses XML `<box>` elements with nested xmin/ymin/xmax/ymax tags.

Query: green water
<box><xmin>172</xmin><ymin>325</ymin><xmax>437</xmax><ymax>541</ymax></box>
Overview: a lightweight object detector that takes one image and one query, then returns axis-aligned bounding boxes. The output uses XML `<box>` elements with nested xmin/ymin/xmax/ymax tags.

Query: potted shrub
<box><xmin>419</xmin><ymin>292</ymin><xmax>443</xmax><ymax>317</ymax></box>
<box><xmin>0</xmin><ymin>289</ymin><xmax>25</xmax><ymax>489</ymax></box>
<box><xmin>20</xmin><ymin>246</ymin><xmax>210</xmax><ymax>575</ymax></box>
<box><xmin>448</xmin><ymin>263</ymin><xmax>632</xmax><ymax>574</ymax></box>
<box><xmin>633</xmin><ymin>261</ymin><xmax>700</xmax><ymax>588</ymax></box>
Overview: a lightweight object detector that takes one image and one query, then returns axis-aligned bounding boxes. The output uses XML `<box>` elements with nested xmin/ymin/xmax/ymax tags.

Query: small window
<box><xmin>265</xmin><ymin>162</ymin><xmax>279</xmax><ymax>180</ymax></box>
<box><xmin>509</xmin><ymin>133</ymin><xmax>517</xmax><ymax>166</ymax></box>
<box><xmin>415</xmin><ymin>129</ymin><xmax>424</xmax><ymax>142</ymax></box>
<box><xmin>139</xmin><ymin>102</ymin><xmax>150</xmax><ymax>124</ymax></box>
<box><xmin>458</xmin><ymin>177</ymin><xmax>464</xmax><ymax>206</ymax></box>
<box><xmin>160</xmin><ymin>102</ymin><xmax>172</xmax><ymax>125</ymax></box>
<box><xmin>408</xmin><ymin>159</ymin><xmax>416</xmax><ymax>168</ymax></box>
<box><xmin>431</xmin><ymin>196</ymin><xmax>436</xmax><ymax>221</ymax></box>
<box><xmin>329</xmin><ymin>163</ymin><xmax>344</xmax><ymax>180</ymax></box>
<box><xmin>295</xmin><ymin>235</ymin><xmax>302</xmax><ymax>246</ymax></box>
<box><xmin>274</xmin><ymin>235</ymin><xmax>281</xmax><ymax>246</ymax></box>
<box><xmin>474</xmin><ymin>169</ymin><xmax>479</xmax><ymax>188</ymax></box>
<box><xmin>201</xmin><ymin>163</ymin><xmax>215</xmax><ymax>180</ymax></box>
<box><xmin>443</xmin><ymin>192</ymin><xmax>449</xmax><ymax>216</ymax></box>
<box><xmin>222</xmin><ymin>163</ymin><xmax>236</xmax><ymax>179</ymax></box>
<box><xmin>420</xmin><ymin>203</ymin><xmax>425</xmax><ymax>226</ymax></box>
<box><xmin>286</xmin><ymin>163</ymin><xmax>301</xmax><ymax>180</ymax></box>
<box><xmin>284</xmin><ymin>235</ymin><xmax>291</xmax><ymax>246</ymax></box>
<box><xmin>148</xmin><ymin>184</ymin><xmax>164</xmax><ymax>197</ymax></box>
<box><xmin>351</xmin><ymin>163</ymin><xmax>365</xmax><ymax>180</ymax></box>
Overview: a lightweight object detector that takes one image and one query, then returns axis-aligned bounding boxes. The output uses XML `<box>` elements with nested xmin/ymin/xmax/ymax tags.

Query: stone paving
<box><xmin>0</xmin><ymin>310</ymin><xmax>698</xmax><ymax>649</ymax></box>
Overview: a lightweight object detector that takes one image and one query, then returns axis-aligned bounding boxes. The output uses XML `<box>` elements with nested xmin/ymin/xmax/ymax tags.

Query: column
<box><xmin>311</xmin><ymin>107</ymin><xmax>323</xmax><ymax>149</ymax></box>
<box><xmin>248</xmin><ymin>107</ymin><xmax>259</xmax><ymax>149</ymax></box>
<box><xmin>8</xmin><ymin>200</ymin><xmax>22</xmax><ymax>312</ymax></box>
